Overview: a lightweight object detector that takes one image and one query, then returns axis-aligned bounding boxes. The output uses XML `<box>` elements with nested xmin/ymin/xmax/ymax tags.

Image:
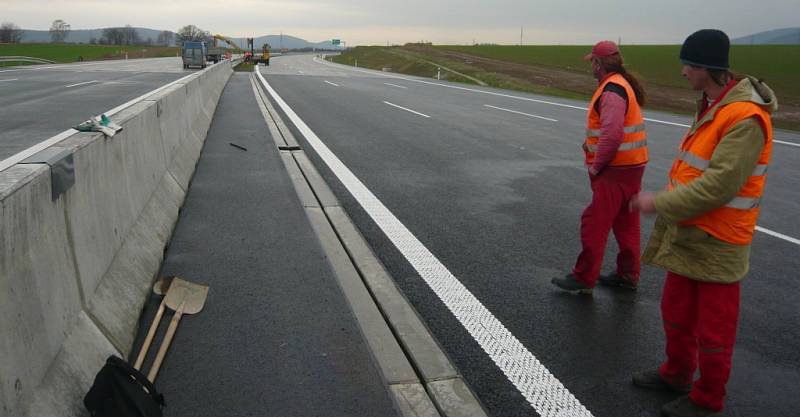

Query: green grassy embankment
<box><xmin>330</xmin><ymin>46</ymin><xmax>587</xmax><ymax>100</ymax></box>
<box><xmin>438</xmin><ymin>44</ymin><xmax>800</xmax><ymax>108</ymax></box>
<box><xmin>234</xmin><ymin>61</ymin><xmax>255</xmax><ymax>72</ymax></box>
<box><xmin>0</xmin><ymin>43</ymin><xmax>181</xmax><ymax>66</ymax></box>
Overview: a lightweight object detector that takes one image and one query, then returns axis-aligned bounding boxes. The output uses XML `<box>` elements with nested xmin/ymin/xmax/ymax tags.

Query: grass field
<box><xmin>234</xmin><ymin>61</ymin><xmax>255</xmax><ymax>72</ymax></box>
<box><xmin>437</xmin><ymin>45</ymin><xmax>800</xmax><ymax>104</ymax></box>
<box><xmin>0</xmin><ymin>43</ymin><xmax>180</xmax><ymax>65</ymax></box>
<box><xmin>330</xmin><ymin>46</ymin><xmax>588</xmax><ymax>100</ymax></box>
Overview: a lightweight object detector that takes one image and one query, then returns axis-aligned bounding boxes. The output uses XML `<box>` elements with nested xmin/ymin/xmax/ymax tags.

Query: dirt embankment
<box><xmin>405</xmin><ymin>45</ymin><xmax>798</xmax><ymax>130</ymax></box>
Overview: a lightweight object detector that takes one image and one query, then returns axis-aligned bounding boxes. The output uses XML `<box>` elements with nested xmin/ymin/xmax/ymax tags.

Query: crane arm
<box><xmin>212</xmin><ymin>34</ymin><xmax>243</xmax><ymax>52</ymax></box>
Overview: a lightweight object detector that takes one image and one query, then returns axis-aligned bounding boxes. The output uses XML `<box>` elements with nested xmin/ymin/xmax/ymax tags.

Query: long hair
<box><xmin>595</xmin><ymin>54</ymin><xmax>647</xmax><ymax>106</ymax></box>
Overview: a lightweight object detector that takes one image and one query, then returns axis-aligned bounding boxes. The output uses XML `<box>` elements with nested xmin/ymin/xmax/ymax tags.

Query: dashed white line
<box><xmin>64</xmin><ymin>80</ymin><xmax>99</xmax><ymax>88</ymax></box>
<box><xmin>324</xmin><ymin>80</ymin><xmax>340</xmax><ymax>87</ymax></box>
<box><xmin>0</xmin><ymin>78</ymin><xmax>19</xmax><ymax>82</ymax></box>
<box><xmin>383</xmin><ymin>101</ymin><xmax>431</xmax><ymax>118</ymax></box>
<box><xmin>256</xmin><ymin>66</ymin><xmax>593</xmax><ymax>417</ymax></box>
<box><xmin>1</xmin><ymin>67</ymin><xmax>201</xmax><ymax>172</ymax></box>
<box><xmin>384</xmin><ymin>82</ymin><xmax>408</xmax><ymax>89</ymax></box>
<box><xmin>484</xmin><ymin>104</ymin><xmax>558</xmax><ymax>122</ymax></box>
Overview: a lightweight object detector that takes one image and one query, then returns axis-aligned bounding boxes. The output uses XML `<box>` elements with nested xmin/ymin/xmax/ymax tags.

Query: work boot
<box><xmin>660</xmin><ymin>395</ymin><xmax>721</xmax><ymax>417</ymax></box>
<box><xmin>598</xmin><ymin>272</ymin><xmax>638</xmax><ymax>290</ymax></box>
<box><xmin>551</xmin><ymin>274</ymin><xmax>593</xmax><ymax>295</ymax></box>
<box><xmin>632</xmin><ymin>370</ymin><xmax>691</xmax><ymax>393</ymax></box>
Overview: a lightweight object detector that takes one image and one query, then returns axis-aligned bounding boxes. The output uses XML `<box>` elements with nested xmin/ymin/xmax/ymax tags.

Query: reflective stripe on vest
<box><xmin>669</xmin><ymin>179</ymin><xmax>764</xmax><ymax>209</ymax></box>
<box><xmin>672</xmin><ymin>150</ymin><xmax>769</xmax><ymax>209</ymax></box>
<box><xmin>585</xmin><ymin>138</ymin><xmax>648</xmax><ymax>153</ymax></box>
<box><xmin>585</xmin><ymin>122</ymin><xmax>647</xmax><ymax>138</ymax></box>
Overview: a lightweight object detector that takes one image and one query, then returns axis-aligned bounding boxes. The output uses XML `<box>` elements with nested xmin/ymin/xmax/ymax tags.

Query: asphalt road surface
<box><xmin>260</xmin><ymin>54</ymin><xmax>800</xmax><ymax>417</ymax></box>
<box><xmin>131</xmin><ymin>73</ymin><xmax>399</xmax><ymax>417</ymax></box>
<box><xmin>0</xmin><ymin>57</ymin><xmax>195</xmax><ymax>161</ymax></box>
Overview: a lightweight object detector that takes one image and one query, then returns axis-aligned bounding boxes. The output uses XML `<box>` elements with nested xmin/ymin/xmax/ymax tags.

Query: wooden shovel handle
<box><xmin>147</xmin><ymin>301</ymin><xmax>185</xmax><ymax>382</ymax></box>
<box><xmin>133</xmin><ymin>299</ymin><xmax>167</xmax><ymax>370</ymax></box>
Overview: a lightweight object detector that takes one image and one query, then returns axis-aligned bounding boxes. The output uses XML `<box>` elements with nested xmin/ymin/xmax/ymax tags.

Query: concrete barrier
<box><xmin>0</xmin><ymin>59</ymin><xmax>237</xmax><ymax>416</ymax></box>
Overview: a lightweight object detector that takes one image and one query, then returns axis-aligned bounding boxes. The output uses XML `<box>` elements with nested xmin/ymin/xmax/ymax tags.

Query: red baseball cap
<box><xmin>583</xmin><ymin>40</ymin><xmax>620</xmax><ymax>60</ymax></box>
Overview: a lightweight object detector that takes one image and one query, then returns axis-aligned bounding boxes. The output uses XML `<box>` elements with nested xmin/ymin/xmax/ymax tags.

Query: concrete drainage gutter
<box><xmin>250</xmin><ymin>73</ymin><xmax>489</xmax><ymax>417</ymax></box>
<box><xmin>0</xmin><ymin>59</ymin><xmax>238</xmax><ymax>417</ymax></box>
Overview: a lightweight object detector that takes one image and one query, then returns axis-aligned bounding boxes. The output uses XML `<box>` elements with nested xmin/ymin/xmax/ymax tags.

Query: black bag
<box><xmin>84</xmin><ymin>355</ymin><xmax>165</xmax><ymax>417</ymax></box>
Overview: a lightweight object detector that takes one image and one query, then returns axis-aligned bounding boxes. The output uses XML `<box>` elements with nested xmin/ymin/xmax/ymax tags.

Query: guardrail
<box><xmin>0</xmin><ymin>57</ymin><xmax>239</xmax><ymax>417</ymax></box>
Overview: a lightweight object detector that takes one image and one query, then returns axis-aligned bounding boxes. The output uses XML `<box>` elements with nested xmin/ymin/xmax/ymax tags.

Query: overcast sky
<box><xmin>2</xmin><ymin>0</ymin><xmax>797</xmax><ymax>45</ymax></box>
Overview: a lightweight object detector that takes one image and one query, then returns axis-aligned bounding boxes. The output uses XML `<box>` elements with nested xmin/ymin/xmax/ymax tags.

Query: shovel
<box><xmin>133</xmin><ymin>276</ymin><xmax>175</xmax><ymax>370</ymax></box>
<box><xmin>147</xmin><ymin>277</ymin><xmax>209</xmax><ymax>382</ymax></box>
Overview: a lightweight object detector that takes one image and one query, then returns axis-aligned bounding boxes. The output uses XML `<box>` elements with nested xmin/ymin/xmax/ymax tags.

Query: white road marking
<box><xmin>383</xmin><ymin>101</ymin><xmax>431</xmax><ymax>118</ymax></box>
<box><xmin>298</xmin><ymin>70</ymin><xmax>305</xmax><ymax>74</ymax></box>
<box><xmin>64</xmin><ymin>80</ymin><xmax>99</xmax><ymax>88</ymax></box>
<box><xmin>774</xmin><ymin>140</ymin><xmax>800</xmax><ymax>147</ymax></box>
<box><xmin>384</xmin><ymin>82</ymin><xmax>408</xmax><ymax>89</ymax></box>
<box><xmin>484</xmin><ymin>104</ymin><xmax>558</xmax><ymax>122</ymax></box>
<box><xmin>0</xmin><ymin>69</ymin><xmax>19</xmax><ymax>73</ymax></box>
<box><xmin>646</xmin><ymin>119</ymin><xmax>800</xmax><ymax>147</ymax></box>
<box><xmin>0</xmin><ymin>66</ymin><xmax>203</xmax><ymax>172</ymax></box>
<box><xmin>256</xmin><ymin>66</ymin><xmax>593</xmax><ymax>417</ymax></box>
<box><xmin>0</xmin><ymin>78</ymin><xmax>19</xmax><ymax>82</ymax></box>
<box><xmin>756</xmin><ymin>226</ymin><xmax>800</xmax><ymax>246</ymax></box>
<box><xmin>324</xmin><ymin>80</ymin><xmax>340</xmax><ymax>87</ymax></box>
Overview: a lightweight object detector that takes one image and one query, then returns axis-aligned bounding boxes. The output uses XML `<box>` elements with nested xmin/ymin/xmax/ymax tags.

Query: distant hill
<box><xmin>20</xmin><ymin>27</ymin><xmax>173</xmax><ymax>44</ymax></box>
<box><xmin>733</xmin><ymin>27</ymin><xmax>800</xmax><ymax>45</ymax></box>
<box><xmin>18</xmin><ymin>27</ymin><xmax>342</xmax><ymax>50</ymax></box>
<box><xmin>220</xmin><ymin>34</ymin><xmax>342</xmax><ymax>51</ymax></box>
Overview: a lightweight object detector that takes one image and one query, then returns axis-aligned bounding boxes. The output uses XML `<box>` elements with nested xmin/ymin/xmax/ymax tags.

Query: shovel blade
<box><xmin>163</xmin><ymin>277</ymin><xmax>209</xmax><ymax>315</ymax></box>
<box><xmin>153</xmin><ymin>276</ymin><xmax>175</xmax><ymax>296</ymax></box>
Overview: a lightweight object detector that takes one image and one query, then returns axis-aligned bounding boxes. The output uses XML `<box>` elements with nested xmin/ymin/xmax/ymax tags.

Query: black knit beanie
<box><xmin>680</xmin><ymin>29</ymin><xmax>730</xmax><ymax>70</ymax></box>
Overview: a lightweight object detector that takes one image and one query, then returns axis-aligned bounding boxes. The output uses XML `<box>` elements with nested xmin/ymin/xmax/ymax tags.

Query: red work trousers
<box><xmin>572</xmin><ymin>166</ymin><xmax>644</xmax><ymax>287</ymax></box>
<box><xmin>659</xmin><ymin>272</ymin><xmax>741</xmax><ymax>411</ymax></box>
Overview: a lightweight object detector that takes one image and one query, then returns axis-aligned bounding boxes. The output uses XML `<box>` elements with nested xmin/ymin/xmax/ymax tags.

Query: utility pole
<box><xmin>520</xmin><ymin>27</ymin><xmax>523</xmax><ymax>46</ymax></box>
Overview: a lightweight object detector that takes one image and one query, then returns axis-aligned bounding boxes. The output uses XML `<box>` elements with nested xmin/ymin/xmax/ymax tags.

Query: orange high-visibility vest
<box><xmin>585</xmin><ymin>73</ymin><xmax>648</xmax><ymax>166</ymax></box>
<box><xmin>668</xmin><ymin>102</ymin><xmax>773</xmax><ymax>245</ymax></box>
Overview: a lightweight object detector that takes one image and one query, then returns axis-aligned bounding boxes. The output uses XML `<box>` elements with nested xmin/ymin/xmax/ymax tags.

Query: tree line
<box><xmin>1</xmin><ymin>20</ymin><xmax>211</xmax><ymax>47</ymax></box>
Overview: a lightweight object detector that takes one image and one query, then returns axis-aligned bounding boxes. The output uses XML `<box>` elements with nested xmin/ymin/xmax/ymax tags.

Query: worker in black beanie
<box><xmin>629</xmin><ymin>28</ymin><xmax>778</xmax><ymax>417</ymax></box>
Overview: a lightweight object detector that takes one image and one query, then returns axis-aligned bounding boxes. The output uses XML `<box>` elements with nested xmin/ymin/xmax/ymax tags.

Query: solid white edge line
<box><xmin>64</xmin><ymin>80</ymin><xmax>99</xmax><ymax>88</ymax></box>
<box><xmin>484</xmin><ymin>104</ymin><xmax>558</xmax><ymax>122</ymax></box>
<box><xmin>316</xmin><ymin>56</ymin><xmax>800</xmax><ymax>246</ymax></box>
<box><xmin>0</xmin><ymin>78</ymin><xmax>19</xmax><ymax>82</ymax></box>
<box><xmin>755</xmin><ymin>226</ymin><xmax>800</xmax><ymax>246</ymax></box>
<box><xmin>324</xmin><ymin>80</ymin><xmax>340</xmax><ymax>87</ymax></box>
<box><xmin>256</xmin><ymin>65</ymin><xmax>593</xmax><ymax>417</ymax></box>
<box><xmin>383</xmin><ymin>101</ymin><xmax>431</xmax><ymax>118</ymax></box>
<box><xmin>384</xmin><ymin>82</ymin><xmax>408</xmax><ymax>89</ymax></box>
<box><xmin>0</xmin><ymin>60</ymin><xmax>225</xmax><ymax>172</ymax></box>
<box><xmin>774</xmin><ymin>140</ymin><xmax>800</xmax><ymax>148</ymax></box>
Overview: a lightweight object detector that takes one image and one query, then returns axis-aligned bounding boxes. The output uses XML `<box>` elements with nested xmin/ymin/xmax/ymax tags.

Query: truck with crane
<box><xmin>207</xmin><ymin>34</ymin><xmax>243</xmax><ymax>64</ymax></box>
